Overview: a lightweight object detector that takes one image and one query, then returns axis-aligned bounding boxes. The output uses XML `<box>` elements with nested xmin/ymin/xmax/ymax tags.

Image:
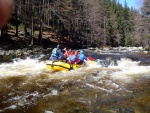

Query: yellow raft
<box><xmin>46</xmin><ymin>61</ymin><xmax>81</xmax><ymax>71</ymax></box>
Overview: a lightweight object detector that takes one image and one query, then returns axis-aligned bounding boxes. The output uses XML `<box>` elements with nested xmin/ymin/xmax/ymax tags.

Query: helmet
<box><xmin>79</xmin><ymin>50</ymin><xmax>83</xmax><ymax>54</ymax></box>
<box><xmin>75</xmin><ymin>51</ymin><xmax>78</xmax><ymax>55</ymax></box>
<box><xmin>57</xmin><ymin>44</ymin><xmax>60</xmax><ymax>48</ymax></box>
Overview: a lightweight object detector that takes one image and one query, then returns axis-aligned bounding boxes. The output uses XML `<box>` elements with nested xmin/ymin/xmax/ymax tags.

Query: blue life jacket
<box><xmin>78</xmin><ymin>53</ymin><xmax>87</xmax><ymax>64</ymax></box>
<box><xmin>70</xmin><ymin>55</ymin><xmax>76</xmax><ymax>62</ymax></box>
<box><xmin>50</xmin><ymin>48</ymin><xmax>64</xmax><ymax>60</ymax></box>
<box><xmin>51</xmin><ymin>48</ymin><xmax>58</xmax><ymax>57</ymax></box>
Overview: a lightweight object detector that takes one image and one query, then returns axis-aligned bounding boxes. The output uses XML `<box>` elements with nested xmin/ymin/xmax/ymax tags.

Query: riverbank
<box><xmin>0</xmin><ymin>45</ymin><xmax>149</xmax><ymax>63</ymax></box>
<box><xmin>0</xmin><ymin>29</ymin><xmax>150</xmax><ymax>62</ymax></box>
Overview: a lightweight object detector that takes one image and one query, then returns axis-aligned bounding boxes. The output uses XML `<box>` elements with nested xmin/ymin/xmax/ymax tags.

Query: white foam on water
<box><xmin>0</xmin><ymin>57</ymin><xmax>149</xmax><ymax>84</ymax></box>
<box><xmin>51</xmin><ymin>89</ymin><xmax>58</xmax><ymax>95</ymax></box>
<box><xmin>0</xmin><ymin>55</ymin><xmax>101</xmax><ymax>78</ymax></box>
<box><xmin>0</xmin><ymin>105</ymin><xmax>17</xmax><ymax>112</ymax></box>
<box><xmin>109</xmin><ymin>58</ymin><xmax>150</xmax><ymax>83</ymax></box>
<box><xmin>0</xmin><ymin>57</ymin><xmax>46</xmax><ymax>77</ymax></box>
<box><xmin>2</xmin><ymin>91</ymin><xmax>40</xmax><ymax>109</ymax></box>
<box><xmin>6</xmin><ymin>105</ymin><xmax>17</xmax><ymax>109</ymax></box>
<box><xmin>45</xmin><ymin>111</ymin><xmax>54</xmax><ymax>113</ymax></box>
<box><xmin>85</xmin><ymin>83</ymin><xmax>114</xmax><ymax>93</ymax></box>
<box><xmin>79</xmin><ymin>58</ymin><xmax>150</xmax><ymax>94</ymax></box>
<box><xmin>116</xmin><ymin>58</ymin><xmax>140</xmax><ymax>67</ymax></box>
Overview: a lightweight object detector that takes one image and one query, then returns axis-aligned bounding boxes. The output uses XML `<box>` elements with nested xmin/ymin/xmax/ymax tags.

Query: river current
<box><xmin>0</xmin><ymin>49</ymin><xmax>150</xmax><ymax>113</ymax></box>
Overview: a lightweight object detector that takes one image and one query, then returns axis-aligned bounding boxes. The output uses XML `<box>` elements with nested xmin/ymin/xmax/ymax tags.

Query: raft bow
<box><xmin>46</xmin><ymin>61</ymin><xmax>81</xmax><ymax>71</ymax></box>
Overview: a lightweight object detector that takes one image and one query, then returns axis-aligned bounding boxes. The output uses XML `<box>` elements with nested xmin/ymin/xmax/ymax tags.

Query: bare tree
<box><xmin>141</xmin><ymin>0</ymin><xmax>150</xmax><ymax>47</ymax></box>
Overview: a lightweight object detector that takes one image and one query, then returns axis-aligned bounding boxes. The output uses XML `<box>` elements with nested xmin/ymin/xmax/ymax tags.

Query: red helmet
<box><xmin>75</xmin><ymin>51</ymin><xmax>78</xmax><ymax>55</ymax></box>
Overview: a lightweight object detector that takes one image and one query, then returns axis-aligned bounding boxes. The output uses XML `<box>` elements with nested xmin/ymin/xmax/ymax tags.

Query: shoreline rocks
<box><xmin>0</xmin><ymin>47</ymin><xmax>52</xmax><ymax>62</ymax></box>
<box><xmin>88</xmin><ymin>46</ymin><xmax>149</xmax><ymax>54</ymax></box>
<box><xmin>0</xmin><ymin>46</ymin><xmax>149</xmax><ymax>62</ymax></box>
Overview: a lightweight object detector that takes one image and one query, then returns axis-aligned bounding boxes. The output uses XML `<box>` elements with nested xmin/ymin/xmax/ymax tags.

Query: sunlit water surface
<box><xmin>0</xmin><ymin>53</ymin><xmax>150</xmax><ymax>113</ymax></box>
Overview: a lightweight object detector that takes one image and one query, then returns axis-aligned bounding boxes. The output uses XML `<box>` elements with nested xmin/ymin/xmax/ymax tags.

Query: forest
<box><xmin>0</xmin><ymin>0</ymin><xmax>150</xmax><ymax>49</ymax></box>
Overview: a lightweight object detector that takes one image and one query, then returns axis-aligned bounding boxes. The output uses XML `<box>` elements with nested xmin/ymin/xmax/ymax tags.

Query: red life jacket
<box><xmin>64</xmin><ymin>50</ymin><xmax>70</xmax><ymax>57</ymax></box>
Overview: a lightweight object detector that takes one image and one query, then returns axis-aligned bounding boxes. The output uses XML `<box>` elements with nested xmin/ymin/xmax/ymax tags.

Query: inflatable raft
<box><xmin>46</xmin><ymin>61</ymin><xmax>81</xmax><ymax>71</ymax></box>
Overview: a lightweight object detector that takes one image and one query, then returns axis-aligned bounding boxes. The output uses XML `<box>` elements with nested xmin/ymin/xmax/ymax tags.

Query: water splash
<box><xmin>0</xmin><ymin>57</ymin><xmax>46</xmax><ymax>77</ymax></box>
<box><xmin>109</xmin><ymin>58</ymin><xmax>150</xmax><ymax>83</ymax></box>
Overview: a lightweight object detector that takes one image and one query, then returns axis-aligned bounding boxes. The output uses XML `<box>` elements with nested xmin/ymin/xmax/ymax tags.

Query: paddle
<box><xmin>87</xmin><ymin>57</ymin><xmax>94</xmax><ymax>61</ymax></box>
<box><xmin>86</xmin><ymin>57</ymin><xmax>96</xmax><ymax>65</ymax></box>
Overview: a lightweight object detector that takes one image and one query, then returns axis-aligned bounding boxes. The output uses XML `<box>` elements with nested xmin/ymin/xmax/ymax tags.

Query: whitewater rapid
<box><xmin>0</xmin><ymin>52</ymin><xmax>150</xmax><ymax>113</ymax></box>
<box><xmin>0</xmin><ymin>57</ymin><xmax>150</xmax><ymax>81</ymax></box>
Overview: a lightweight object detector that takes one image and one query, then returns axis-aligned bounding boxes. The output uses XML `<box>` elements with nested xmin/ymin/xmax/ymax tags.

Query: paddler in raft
<box><xmin>67</xmin><ymin>50</ymin><xmax>88</xmax><ymax>65</ymax></box>
<box><xmin>49</xmin><ymin>45</ymin><xmax>88</xmax><ymax>65</ymax></box>
<box><xmin>67</xmin><ymin>51</ymin><xmax>80</xmax><ymax>64</ymax></box>
<box><xmin>77</xmin><ymin>50</ymin><xmax>88</xmax><ymax>65</ymax></box>
<box><xmin>49</xmin><ymin>44</ymin><xmax>64</xmax><ymax>61</ymax></box>
<box><xmin>63</xmin><ymin>48</ymin><xmax>72</xmax><ymax>59</ymax></box>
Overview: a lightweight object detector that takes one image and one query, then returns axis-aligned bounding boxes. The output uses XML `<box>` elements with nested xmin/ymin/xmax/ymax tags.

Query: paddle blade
<box><xmin>84</xmin><ymin>60</ymin><xmax>96</xmax><ymax>66</ymax></box>
<box><xmin>90</xmin><ymin>61</ymin><xmax>96</xmax><ymax>65</ymax></box>
<box><xmin>87</xmin><ymin>57</ymin><xmax>94</xmax><ymax>61</ymax></box>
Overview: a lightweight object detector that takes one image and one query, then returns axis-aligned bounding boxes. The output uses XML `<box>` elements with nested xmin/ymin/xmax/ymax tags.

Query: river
<box><xmin>0</xmin><ymin>49</ymin><xmax>150</xmax><ymax>113</ymax></box>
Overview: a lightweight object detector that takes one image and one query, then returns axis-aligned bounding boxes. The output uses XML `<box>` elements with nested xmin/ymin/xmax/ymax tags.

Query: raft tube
<box><xmin>46</xmin><ymin>61</ymin><xmax>81</xmax><ymax>71</ymax></box>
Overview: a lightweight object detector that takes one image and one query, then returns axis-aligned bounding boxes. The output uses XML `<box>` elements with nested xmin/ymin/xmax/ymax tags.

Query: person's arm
<box><xmin>84</xmin><ymin>55</ymin><xmax>88</xmax><ymax>61</ymax></box>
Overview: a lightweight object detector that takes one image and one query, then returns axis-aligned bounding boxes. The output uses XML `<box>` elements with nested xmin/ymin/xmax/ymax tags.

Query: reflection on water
<box><xmin>0</xmin><ymin>54</ymin><xmax>150</xmax><ymax>113</ymax></box>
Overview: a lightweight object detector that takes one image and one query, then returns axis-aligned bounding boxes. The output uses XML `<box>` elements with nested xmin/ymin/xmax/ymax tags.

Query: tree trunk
<box><xmin>30</xmin><ymin>15</ymin><xmax>34</xmax><ymax>46</ymax></box>
<box><xmin>38</xmin><ymin>19</ymin><xmax>43</xmax><ymax>45</ymax></box>
<box><xmin>30</xmin><ymin>1</ymin><xmax>34</xmax><ymax>46</ymax></box>
<box><xmin>24</xmin><ymin>23</ymin><xmax>27</xmax><ymax>38</ymax></box>
<box><xmin>38</xmin><ymin>0</ymin><xmax>44</xmax><ymax>45</ymax></box>
<box><xmin>15</xmin><ymin>1</ymin><xmax>19</xmax><ymax>37</ymax></box>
